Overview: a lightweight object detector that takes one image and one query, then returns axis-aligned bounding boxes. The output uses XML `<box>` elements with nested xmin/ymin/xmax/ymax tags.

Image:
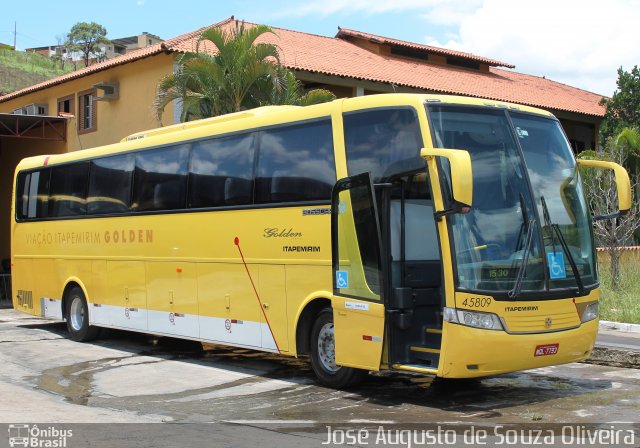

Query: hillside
<box><xmin>0</xmin><ymin>49</ymin><xmax>74</xmax><ymax>97</ymax></box>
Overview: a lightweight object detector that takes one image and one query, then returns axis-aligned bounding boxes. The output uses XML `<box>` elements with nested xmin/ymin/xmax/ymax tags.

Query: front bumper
<box><xmin>438</xmin><ymin>318</ymin><xmax>598</xmax><ymax>378</ymax></box>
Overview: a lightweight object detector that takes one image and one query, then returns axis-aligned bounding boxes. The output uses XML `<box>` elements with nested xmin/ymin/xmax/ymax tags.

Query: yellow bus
<box><xmin>11</xmin><ymin>94</ymin><xmax>631</xmax><ymax>388</ymax></box>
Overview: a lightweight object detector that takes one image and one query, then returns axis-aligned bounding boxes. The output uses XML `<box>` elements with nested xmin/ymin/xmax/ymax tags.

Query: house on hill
<box><xmin>0</xmin><ymin>16</ymin><xmax>607</xmax><ymax>263</ymax></box>
<box><xmin>26</xmin><ymin>32</ymin><xmax>163</xmax><ymax>66</ymax></box>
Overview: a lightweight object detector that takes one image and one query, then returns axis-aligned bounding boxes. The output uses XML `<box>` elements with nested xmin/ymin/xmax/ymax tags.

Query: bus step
<box><xmin>410</xmin><ymin>346</ymin><xmax>440</xmax><ymax>354</ymax></box>
<box><xmin>392</xmin><ymin>363</ymin><xmax>438</xmax><ymax>375</ymax></box>
<box><xmin>425</xmin><ymin>328</ymin><xmax>442</xmax><ymax>334</ymax></box>
<box><xmin>410</xmin><ymin>349</ymin><xmax>440</xmax><ymax>367</ymax></box>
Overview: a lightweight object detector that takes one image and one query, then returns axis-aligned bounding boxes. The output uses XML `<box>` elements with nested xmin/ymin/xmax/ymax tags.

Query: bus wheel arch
<box><xmin>62</xmin><ymin>281</ymin><xmax>99</xmax><ymax>342</ymax></box>
<box><xmin>295</xmin><ymin>297</ymin><xmax>331</xmax><ymax>355</ymax></box>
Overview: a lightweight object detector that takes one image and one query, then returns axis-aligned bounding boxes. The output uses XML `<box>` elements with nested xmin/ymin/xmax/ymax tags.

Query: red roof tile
<box><xmin>0</xmin><ymin>17</ymin><xmax>605</xmax><ymax>117</ymax></box>
<box><xmin>335</xmin><ymin>27</ymin><xmax>515</xmax><ymax>69</ymax></box>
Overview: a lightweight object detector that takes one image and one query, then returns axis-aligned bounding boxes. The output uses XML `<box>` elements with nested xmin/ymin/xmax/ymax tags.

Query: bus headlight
<box><xmin>581</xmin><ymin>302</ymin><xmax>599</xmax><ymax>323</ymax></box>
<box><xmin>444</xmin><ymin>307</ymin><xmax>504</xmax><ymax>331</ymax></box>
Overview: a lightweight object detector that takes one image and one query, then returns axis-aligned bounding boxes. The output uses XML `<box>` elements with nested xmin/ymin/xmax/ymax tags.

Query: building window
<box><xmin>446</xmin><ymin>57</ymin><xmax>480</xmax><ymax>70</ymax></box>
<box><xmin>57</xmin><ymin>94</ymin><xmax>75</xmax><ymax>116</ymax></box>
<box><xmin>78</xmin><ymin>89</ymin><xmax>97</xmax><ymax>133</ymax></box>
<box><xmin>390</xmin><ymin>47</ymin><xmax>429</xmax><ymax>61</ymax></box>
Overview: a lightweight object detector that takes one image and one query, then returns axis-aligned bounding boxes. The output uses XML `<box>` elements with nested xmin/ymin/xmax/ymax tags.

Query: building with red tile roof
<box><xmin>1</xmin><ymin>17</ymin><xmax>606</xmax><ymax>121</ymax></box>
<box><xmin>0</xmin><ymin>16</ymin><xmax>606</xmax><ymax>262</ymax></box>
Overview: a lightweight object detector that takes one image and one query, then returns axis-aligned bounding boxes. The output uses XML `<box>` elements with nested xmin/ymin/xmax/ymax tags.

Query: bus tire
<box><xmin>65</xmin><ymin>286</ymin><xmax>99</xmax><ymax>342</ymax></box>
<box><xmin>309</xmin><ymin>308</ymin><xmax>365</xmax><ymax>389</ymax></box>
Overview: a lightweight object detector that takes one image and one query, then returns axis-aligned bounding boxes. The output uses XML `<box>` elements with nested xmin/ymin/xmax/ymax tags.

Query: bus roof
<box><xmin>120</xmin><ymin>105</ymin><xmax>301</xmax><ymax>142</ymax></box>
<box><xmin>15</xmin><ymin>93</ymin><xmax>554</xmax><ymax>171</ymax></box>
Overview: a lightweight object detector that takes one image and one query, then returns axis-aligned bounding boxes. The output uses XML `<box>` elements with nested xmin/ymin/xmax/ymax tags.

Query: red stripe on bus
<box><xmin>234</xmin><ymin>237</ymin><xmax>281</xmax><ymax>353</ymax></box>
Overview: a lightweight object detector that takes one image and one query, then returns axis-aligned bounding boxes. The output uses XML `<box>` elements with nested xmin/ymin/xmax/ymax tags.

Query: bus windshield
<box><xmin>428</xmin><ymin>105</ymin><xmax>597</xmax><ymax>298</ymax></box>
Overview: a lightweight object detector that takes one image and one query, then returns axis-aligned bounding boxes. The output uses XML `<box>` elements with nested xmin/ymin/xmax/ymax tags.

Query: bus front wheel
<box><xmin>309</xmin><ymin>308</ymin><xmax>365</xmax><ymax>388</ymax></box>
<box><xmin>65</xmin><ymin>286</ymin><xmax>99</xmax><ymax>342</ymax></box>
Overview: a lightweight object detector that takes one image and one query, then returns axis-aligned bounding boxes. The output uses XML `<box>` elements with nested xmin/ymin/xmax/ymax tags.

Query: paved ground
<box><xmin>597</xmin><ymin>329</ymin><xmax>640</xmax><ymax>352</ymax></box>
<box><xmin>0</xmin><ymin>309</ymin><xmax>638</xmax><ymax>447</ymax></box>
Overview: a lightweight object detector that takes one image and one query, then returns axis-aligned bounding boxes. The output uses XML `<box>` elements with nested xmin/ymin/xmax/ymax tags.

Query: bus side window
<box><xmin>16</xmin><ymin>169</ymin><xmax>51</xmax><ymax>221</ymax></box>
<box><xmin>133</xmin><ymin>145</ymin><xmax>189</xmax><ymax>212</ymax></box>
<box><xmin>255</xmin><ymin>120</ymin><xmax>335</xmax><ymax>204</ymax></box>
<box><xmin>188</xmin><ymin>133</ymin><xmax>255</xmax><ymax>208</ymax></box>
<box><xmin>48</xmin><ymin>162</ymin><xmax>89</xmax><ymax>217</ymax></box>
<box><xmin>16</xmin><ymin>172</ymin><xmax>32</xmax><ymax>220</ymax></box>
<box><xmin>88</xmin><ymin>154</ymin><xmax>134</xmax><ymax>215</ymax></box>
<box><xmin>344</xmin><ymin>108</ymin><xmax>423</xmax><ymax>182</ymax></box>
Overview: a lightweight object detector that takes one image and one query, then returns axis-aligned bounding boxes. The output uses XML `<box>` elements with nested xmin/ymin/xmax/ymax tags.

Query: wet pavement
<box><xmin>1</xmin><ymin>308</ymin><xmax>639</xmax><ymax>446</ymax></box>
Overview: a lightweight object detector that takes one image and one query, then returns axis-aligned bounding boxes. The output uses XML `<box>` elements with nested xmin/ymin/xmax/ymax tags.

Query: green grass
<box><xmin>597</xmin><ymin>251</ymin><xmax>640</xmax><ymax>324</ymax></box>
<box><xmin>0</xmin><ymin>49</ymin><xmax>74</xmax><ymax>95</ymax></box>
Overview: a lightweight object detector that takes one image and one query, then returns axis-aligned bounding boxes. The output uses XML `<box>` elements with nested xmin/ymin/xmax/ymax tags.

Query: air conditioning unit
<box><xmin>13</xmin><ymin>103</ymin><xmax>48</xmax><ymax>115</ymax></box>
<box><xmin>93</xmin><ymin>81</ymin><xmax>119</xmax><ymax>101</ymax></box>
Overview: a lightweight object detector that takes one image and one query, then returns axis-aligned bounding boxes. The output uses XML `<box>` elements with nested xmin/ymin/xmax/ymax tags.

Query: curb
<box><xmin>599</xmin><ymin>320</ymin><xmax>640</xmax><ymax>333</ymax></box>
<box><xmin>584</xmin><ymin>346</ymin><xmax>640</xmax><ymax>370</ymax></box>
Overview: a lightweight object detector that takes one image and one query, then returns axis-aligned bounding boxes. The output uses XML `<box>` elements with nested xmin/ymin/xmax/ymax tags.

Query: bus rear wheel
<box><xmin>310</xmin><ymin>308</ymin><xmax>365</xmax><ymax>389</ymax></box>
<box><xmin>65</xmin><ymin>286</ymin><xmax>99</xmax><ymax>342</ymax></box>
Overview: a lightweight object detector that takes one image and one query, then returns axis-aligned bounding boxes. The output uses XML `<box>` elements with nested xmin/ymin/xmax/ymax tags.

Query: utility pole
<box><xmin>13</xmin><ymin>22</ymin><xmax>16</xmax><ymax>50</ymax></box>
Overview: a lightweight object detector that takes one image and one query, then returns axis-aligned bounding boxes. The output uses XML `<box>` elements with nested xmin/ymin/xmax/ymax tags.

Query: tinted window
<box><xmin>256</xmin><ymin>120</ymin><xmax>335</xmax><ymax>203</ymax></box>
<box><xmin>189</xmin><ymin>133</ymin><xmax>255</xmax><ymax>208</ymax></box>
<box><xmin>49</xmin><ymin>163</ymin><xmax>89</xmax><ymax>217</ymax></box>
<box><xmin>88</xmin><ymin>154</ymin><xmax>134</xmax><ymax>214</ymax></box>
<box><xmin>16</xmin><ymin>169</ymin><xmax>50</xmax><ymax>220</ymax></box>
<box><xmin>132</xmin><ymin>145</ymin><xmax>189</xmax><ymax>212</ymax></box>
<box><xmin>344</xmin><ymin>108</ymin><xmax>423</xmax><ymax>182</ymax></box>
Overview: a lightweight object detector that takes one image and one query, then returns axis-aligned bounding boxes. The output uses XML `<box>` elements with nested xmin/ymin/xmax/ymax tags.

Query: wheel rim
<box><xmin>317</xmin><ymin>322</ymin><xmax>340</xmax><ymax>373</ymax></box>
<box><xmin>69</xmin><ymin>296</ymin><xmax>84</xmax><ymax>332</ymax></box>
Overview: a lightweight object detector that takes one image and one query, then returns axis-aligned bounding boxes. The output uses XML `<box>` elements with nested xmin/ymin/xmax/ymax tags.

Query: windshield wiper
<box><xmin>540</xmin><ymin>196</ymin><xmax>585</xmax><ymax>294</ymax></box>
<box><xmin>509</xmin><ymin>218</ymin><xmax>535</xmax><ymax>299</ymax></box>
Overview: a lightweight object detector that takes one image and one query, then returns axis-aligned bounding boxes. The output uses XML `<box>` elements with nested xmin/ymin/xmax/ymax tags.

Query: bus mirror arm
<box><xmin>420</xmin><ymin>147</ymin><xmax>473</xmax><ymax>211</ymax></box>
<box><xmin>434</xmin><ymin>202</ymin><xmax>472</xmax><ymax>221</ymax></box>
<box><xmin>592</xmin><ymin>210</ymin><xmax>630</xmax><ymax>221</ymax></box>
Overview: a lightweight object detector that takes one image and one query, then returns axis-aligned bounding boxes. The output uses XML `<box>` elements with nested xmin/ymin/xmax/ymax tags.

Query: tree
<box><xmin>579</xmin><ymin>127</ymin><xmax>640</xmax><ymax>289</ymax></box>
<box><xmin>599</xmin><ymin>66</ymin><xmax>640</xmax><ymax>145</ymax></box>
<box><xmin>66</xmin><ymin>22</ymin><xmax>109</xmax><ymax>67</ymax></box>
<box><xmin>255</xmin><ymin>68</ymin><xmax>336</xmax><ymax>107</ymax></box>
<box><xmin>154</xmin><ymin>22</ymin><xmax>335</xmax><ymax>122</ymax></box>
<box><xmin>51</xmin><ymin>34</ymin><xmax>67</xmax><ymax>70</ymax></box>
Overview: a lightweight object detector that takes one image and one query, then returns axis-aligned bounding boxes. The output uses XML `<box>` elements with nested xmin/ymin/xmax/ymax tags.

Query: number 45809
<box><xmin>462</xmin><ymin>297</ymin><xmax>492</xmax><ymax>308</ymax></box>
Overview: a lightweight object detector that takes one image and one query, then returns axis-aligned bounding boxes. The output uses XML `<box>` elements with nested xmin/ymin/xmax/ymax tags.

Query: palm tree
<box><xmin>154</xmin><ymin>22</ymin><xmax>335</xmax><ymax>122</ymax></box>
<box><xmin>254</xmin><ymin>68</ymin><xmax>336</xmax><ymax>107</ymax></box>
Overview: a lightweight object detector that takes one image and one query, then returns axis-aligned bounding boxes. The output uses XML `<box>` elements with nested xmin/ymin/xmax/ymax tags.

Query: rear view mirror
<box><xmin>577</xmin><ymin>159</ymin><xmax>631</xmax><ymax>219</ymax></box>
<box><xmin>420</xmin><ymin>147</ymin><xmax>473</xmax><ymax>211</ymax></box>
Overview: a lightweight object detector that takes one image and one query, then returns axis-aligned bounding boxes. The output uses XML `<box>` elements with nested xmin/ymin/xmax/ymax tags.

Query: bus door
<box><xmin>331</xmin><ymin>173</ymin><xmax>386</xmax><ymax>371</ymax></box>
<box><xmin>383</xmin><ymin>173</ymin><xmax>443</xmax><ymax>370</ymax></box>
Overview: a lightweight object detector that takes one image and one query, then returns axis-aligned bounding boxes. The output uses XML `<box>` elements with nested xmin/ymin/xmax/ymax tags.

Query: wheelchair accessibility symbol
<box><xmin>547</xmin><ymin>252</ymin><xmax>566</xmax><ymax>279</ymax></box>
<box><xmin>336</xmin><ymin>271</ymin><xmax>349</xmax><ymax>289</ymax></box>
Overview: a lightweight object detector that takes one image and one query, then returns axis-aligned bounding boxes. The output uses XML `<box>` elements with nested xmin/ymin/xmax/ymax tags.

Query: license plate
<box><xmin>534</xmin><ymin>343</ymin><xmax>559</xmax><ymax>357</ymax></box>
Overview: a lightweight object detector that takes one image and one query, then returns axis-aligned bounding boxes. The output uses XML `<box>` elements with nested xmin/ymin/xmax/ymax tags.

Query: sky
<box><xmin>1</xmin><ymin>0</ymin><xmax>639</xmax><ymax>96</ymax></box>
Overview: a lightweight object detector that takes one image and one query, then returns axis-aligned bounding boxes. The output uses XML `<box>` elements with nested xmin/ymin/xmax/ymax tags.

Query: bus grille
<box><xmin>502</xmin><ymin>311</ymin><xmax>580</xmax><ymax>333</ymax></box>
<box><xmin>17</xmin><ymin>290</ymin><xmax>33</xmax><ymax>309</ymax></box>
